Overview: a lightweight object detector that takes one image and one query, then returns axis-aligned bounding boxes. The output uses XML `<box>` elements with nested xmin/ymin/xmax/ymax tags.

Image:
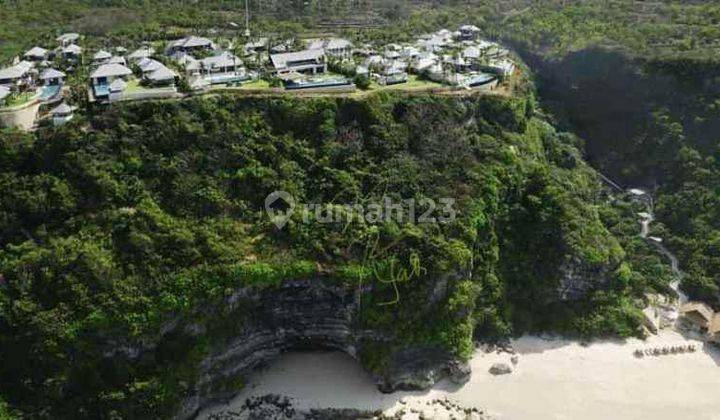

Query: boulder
<box><xmin>489</xmin><ymin>363</ymin><xmax>512</xmax><ymax>375</ymax></box>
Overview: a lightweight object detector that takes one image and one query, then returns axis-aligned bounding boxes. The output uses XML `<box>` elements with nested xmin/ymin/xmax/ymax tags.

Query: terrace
<box><xmin>2</xmin><ymin>90</ymin><xmax>40</xmax><ymax>108</ymax></box>
<box><xmin>39</xmin><ymin>84</ymin><xmax>62</xmax><ymax>101</ymax></box>
<box><xmin>113</xmin><ymin>79</ymin><xmax>179</xmax><ymax>102</ymax></box>
<box><xmin>365</xmin><ymin>74</ymin><xmax>443</xmax><ymax>92</ymax></box>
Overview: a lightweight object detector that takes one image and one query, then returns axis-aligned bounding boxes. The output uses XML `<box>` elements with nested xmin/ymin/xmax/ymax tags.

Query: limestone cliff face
<box><xmin>167</xmin><ymin>279</ymin><xmax>468</xmax><ymax>419</ymax></box>
<box><xmin>557</xmin><ymin>257</ymin><xmax>614</xmax><ymax>301</ymax></box>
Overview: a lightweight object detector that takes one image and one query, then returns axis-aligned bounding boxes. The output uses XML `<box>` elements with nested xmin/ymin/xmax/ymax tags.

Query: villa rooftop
<box><xmin>0</xmin><ymin>63</ymin><xmax>31</xmax><ymax>80</ymax></box>
<box><xmin>93</xmin><ymin>50</ymin><xmax>112</xmax><ymax>60</ymax></box>
<box><xmin>56</xmin><ymin>33</ymin><xmax>80</xmax><ymax>43</ymax></box>
<box><xmin>270</xmin><ymin>49</ymin><xmax>325</xmax><ymax>71</ymax></box>
<box><xmin>40</xmin><ymin>68</ymin><xmax>65</xmax><ymax>80</ymax></box>
<box><xmin>50</xmin><ymin>102</ymin><xmax>75</xmax><ymax>115</ymax></box>
<box><xmin>24</xmin><ymin>46</ymin><xmax>48</xmax><ymax>58</ymax></box>
<box><xmin>90</xmin><ymin>63</ymin><xmax>132</xmax><ymax>79</ymax></box>
<box><xmin>129</xmin><ymin>47</ymin><xmax>154</xmax><ymax>60</ymax></box>
<box><xmin>64</xmin><ymin>44</ymin><xmax>82</xmax><ymax>54</ymax></box>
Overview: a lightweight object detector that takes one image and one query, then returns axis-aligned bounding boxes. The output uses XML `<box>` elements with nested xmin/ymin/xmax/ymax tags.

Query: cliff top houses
<box><xmin>1</xmin><ymin>23</ymin><xmax>519</xmax><ymax>129</ymax></box>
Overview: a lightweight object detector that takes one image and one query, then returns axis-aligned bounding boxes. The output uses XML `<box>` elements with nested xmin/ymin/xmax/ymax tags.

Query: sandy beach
<box><xmin>200</xmin><ymin>330</ymin><xmax>720</xmax><ymax>420</ymax></box>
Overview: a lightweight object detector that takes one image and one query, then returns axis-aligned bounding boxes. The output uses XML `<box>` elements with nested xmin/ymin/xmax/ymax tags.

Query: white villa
<box><xmin>244</xmin><ymin>38</ymin><xmax>269</xmax><ymax>53</ymax></box>
<box><xmin>62</xmin><ymin>44</ymin><xmax>83</xmax><ymax>60</ymax></box>
<box><xmin>39</xmin><ymin>68</ymin><xmax>65</xmax><ymax>86</ymax></box>
<box><xmin>108</xmin><ymin>56</ymin><xmax>127</xmax><ymax>66</ymax></box>
<box><xmin>24</xmin><ymin>47</ymin><xmax>49</xmax><ymax>62</ymax></box>
<box><xmin>486</xmin><ymin>58</ymin><xmax>515</xmax><ymax>77</ymax></box>
<box><xmin>137</xmin><ymin>58</ymin><xmax>177</xmax><ymax>86</ymax></box>
<box><xmin>307</xmin><ymin>38</ymin><xmax>353</xmax><ymax>58</ymax></box>
<box><xmin>50</xmin><ymin>102</ymin><xmax>76</xmax><ymax>126</ymax></box>
<box><xmin>56</xmin><ymin>33</ymin><xmax>80</xmax><ymax>47</ymax></box>
<box><xmin>90</xmin><ymin>63</ymin><xmax>133</xmax><ymax>100</ymax></box>
<box><xmin>92</xmin><ymin>50</ymin><xmax>113</xmax><ymax>66</ymax></box>
<box><xmin>183</xmin><ymin>51</ymin><xmax>245</xmax><ymax>85</ymax></box>
<box><xmin>410</xmin><ymin>53</ymin><xmax>438</xmax><ymax>72</ymax></box>
<box><xmin>145</xmin><ymin>66</ymin><xmax>177</xmax><ymax>85</ymax></box>
<box><xmin>0</xmin><ymin>61</ymin><xmax>35</xmax><ymax>88</ymax></box>
<box><xmin>165</xmin><ymin>36</ymin><xmax>215</xmax><ymax>55</ymax></box>
<box><xmin>128</xmin><ymin>47</ymin><xmax>155</xmax><ymax>62</ymax></box>
<box><xmin>271</xmin><ymin>49</ymin><xmax>326</xmax><ymax>75</ymax></box>
<box><xmin>136</xmin><ymin>57</ymin><xmax>164</xmax><ymax>74</ymax></box>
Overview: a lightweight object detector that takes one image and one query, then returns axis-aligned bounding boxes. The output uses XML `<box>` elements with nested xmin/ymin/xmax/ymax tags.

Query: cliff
<box><xmin>0</xmin><ymin>91</ymin><xmax>649</xmax><ymax>418</ymax></box>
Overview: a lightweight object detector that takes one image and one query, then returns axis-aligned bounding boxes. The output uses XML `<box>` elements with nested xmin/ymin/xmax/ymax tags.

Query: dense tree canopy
<box><xmin>0</xmin><ymin>93</ymin><xmax>667</xmax><ymax>418</ymax></box>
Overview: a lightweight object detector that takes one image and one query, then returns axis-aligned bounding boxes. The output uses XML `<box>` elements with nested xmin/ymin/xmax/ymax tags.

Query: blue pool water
<box><xmin>40</xmin><ymin>85</ymin><xmax>61</xmax><ymax>100</ymax></box>
<box><xmin>93</xmin><ymin>84</ymin><xmax>110</xmax><ymax>97</ymax></box>
<box><xmin>285</xmin><ymin>77</ymin><xmax>352</xmax><ymax>90</ymax></box>
<box><xmin>467</xmin><ymin>73</ymin><xmax>496</xmax><ymax>87</ymax></box>
<box><xmin>207</xmin><ymin>74</ymin><xmax>249</xmax><ymax>85</ymax></box>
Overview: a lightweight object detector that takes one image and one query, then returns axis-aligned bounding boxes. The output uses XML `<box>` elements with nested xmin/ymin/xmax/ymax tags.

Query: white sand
<box><xmin>199</xmin><ymin>330</ymin><xmax>720</xmax><ymax>420</ymax></box>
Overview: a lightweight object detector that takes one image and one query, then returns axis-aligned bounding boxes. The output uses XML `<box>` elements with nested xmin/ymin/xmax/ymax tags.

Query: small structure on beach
<box><xmin>708</xmin><ymin>312</ymin><xmax>720</xmax><ymax>344</ymax></box>
<box><xmin>680</xmin><ymin>302</ymin><xmax>714</xmax><ymax>330</ymax></box>
<box><xmin>680</xmin><ymin>301</ymin><xmax>720</xmax><ymax>343</ymax></box>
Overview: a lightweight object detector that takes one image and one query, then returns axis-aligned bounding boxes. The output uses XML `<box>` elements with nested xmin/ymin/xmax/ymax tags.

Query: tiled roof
<box><xmin>90</xmin><ymin>63</ymin><xmax>132</xmax><ymax>79</ymax></box>
<box><xmin>270</xmin><ymin>49</ymin><xmax>325</xmax><ymax>70</ymax></box>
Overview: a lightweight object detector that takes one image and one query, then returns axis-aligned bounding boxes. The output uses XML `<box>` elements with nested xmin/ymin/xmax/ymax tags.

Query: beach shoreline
<box><xmin>199</xmin><ymin>329</ymin><xmax>720</xmax><ymax>419</ymax></box>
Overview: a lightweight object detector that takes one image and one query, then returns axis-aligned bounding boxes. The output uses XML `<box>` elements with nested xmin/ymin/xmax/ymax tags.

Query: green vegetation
<box><xmin>3</xmin><ymin>1</ymin><xmax>720</xmax><ymax>64</ymax></box>
<box><xmin>2</xmin><ymin>91</ymin><xmax>37</xmax><ymax>108</ymax></box>
<box><xmin>236</xmin><ymin>78</ymin><xmax>271</xmax><ymax>90</ymax></box>
<box><xmin>366</xmin><ymin>74</ymin><xmax>442</xmax><ymax>92</ymax></box>
<box><xmin>0</xmin><ymin>90</ymin><xmax>664</xmax><ymax>417</ymax></box>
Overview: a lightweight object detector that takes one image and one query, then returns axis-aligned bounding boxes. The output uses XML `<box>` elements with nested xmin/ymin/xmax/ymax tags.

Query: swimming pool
<box><xmin>466</xmin><ymin>73</ymin><xmax>497</xmax><ymax>87</ymax></box>
<box><xmin>206</xmin><ymin>74</ymin><xmax>250</xmax><ymax>85</ymax></box>
<box><xmin>40</xmin><ymin>85</ymin><xmax>61</xmax><ymax>100</ymax></box>
<box><xmin>93</xmin><ymin>84</ymin><xmax>110</xmax><ymax>98</ymax></box>
<box><xmin>284</xmin><ymin>77</ymin><xmax>353</xmax><ymax>90</ymax></box>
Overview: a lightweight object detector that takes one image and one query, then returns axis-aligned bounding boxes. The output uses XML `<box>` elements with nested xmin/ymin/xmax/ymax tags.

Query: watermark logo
<box><xmin>264</xmin><ymin>191</ymin><xmax>456</xmax><ymax>229</ymax></box>
<box><xmin>264</xmin><ymin>190</ymin><xmax>296</xmax><ymax>229</ymax></box>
